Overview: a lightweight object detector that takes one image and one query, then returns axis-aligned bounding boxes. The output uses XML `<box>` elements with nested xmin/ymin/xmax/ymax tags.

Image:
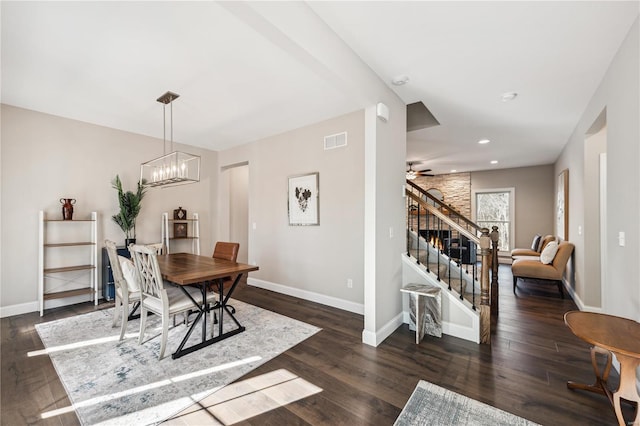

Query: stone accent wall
<box><xmin>413</xmin><ymin>172</ymin><xmax>471</xmax><ymax>217</ymax></box>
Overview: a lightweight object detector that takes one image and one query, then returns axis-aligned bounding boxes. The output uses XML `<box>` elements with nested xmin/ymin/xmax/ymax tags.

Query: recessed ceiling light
<box><xmin>392</xmin><ymin>75</ymin><xmax>410</xmax><ymax>86</ymax></box>
<box><xmin>501</xmin><ymin>92</ymin><xmax>518</xmax><ymax>102</ymax></box>
<box><xmin>450</xmin><ymin>169</ymin><xmax>457</xmax><ymax>173</ymax></box>
<box><xmin>478</xmin><ymin>139</ymin><xmax>490</xmax><ymax>144</ymax></box>
<box><xmin>490</xmin><ymin>160</ymin><xmax>499</xmax><ymax>164</ymax></box>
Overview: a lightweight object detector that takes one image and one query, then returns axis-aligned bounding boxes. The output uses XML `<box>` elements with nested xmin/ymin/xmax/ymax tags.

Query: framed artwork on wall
<box><xmin>557</xmin><ymin>169</ymin><xmax>569</xmax><ymax>240</ymax></box>
<box><xmin>288</xmin><ymin>172</ymin><xmax>319</xmax><ymax>226</ymax></box>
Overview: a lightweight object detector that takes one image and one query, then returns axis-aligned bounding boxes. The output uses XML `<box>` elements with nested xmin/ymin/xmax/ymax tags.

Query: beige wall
<box><xmin>219</xmin><ymin>110</ymin><xmax>366</xmax><ymax>308</ymax></box>
<box><xmin>471</xmin><ymin>165</ymin><xmax>555</xmax><ymax>250</ymax></box>
<box><xmin>0</xmin><ymin>105</ymin><xmax>218</xmax><ymax>315</ymax></box>
<box><xmin>556</xmin><ymin>18</ymin><xmax>639</xmax><ymax>318</ymax></box>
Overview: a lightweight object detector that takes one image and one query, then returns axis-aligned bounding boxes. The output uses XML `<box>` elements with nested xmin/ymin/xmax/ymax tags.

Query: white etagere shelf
<box><xmin>161</xmin><ymin>212</ymin><xmax>200</xmax><ymax>255</ymax></box>
<box><xmin>38</xmin><ymin>211</ymin><xmax>98</xmax><ymax>316</ymax></box>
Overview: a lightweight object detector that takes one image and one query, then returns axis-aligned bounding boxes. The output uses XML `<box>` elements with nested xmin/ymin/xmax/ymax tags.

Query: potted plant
<box><xmin>112</xmin><ymin>175</ymin><xmax>147</xmax><ymax>246</ymax></box>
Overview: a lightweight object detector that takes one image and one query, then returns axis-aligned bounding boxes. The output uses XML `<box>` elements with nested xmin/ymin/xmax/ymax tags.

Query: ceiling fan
<box><xmin>406</xmin><ymin>162</ymin><xmax>433</xmax><ymax>180</ymax></box>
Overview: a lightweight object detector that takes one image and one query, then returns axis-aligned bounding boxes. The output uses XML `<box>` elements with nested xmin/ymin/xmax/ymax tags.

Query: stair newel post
<box><xmin>490</xmin><ymin>226</ymin><xmax>500</xmax><ymax>317</ymax></box>
<box><xmin>425</xmin><ymin>209</ymin><xmax>430</xmax><ymax>272</ymax></box>
<box><xmin>479</xmin><ymin>227</ymin><xmax>491</xmax><ymax>344</ymax></box>
<box><xmin>406</xmin><ymin>196</ymin><xmax>411</xmax><ymax>257</ymax></box>
<box><xmin>472</xmin><ymin>246</ymin><xmax>477</xmax><ymax>310</ymax></box>
<box><xmin>437</xmin><ymin>216</ymin><xmax>443</xmax><ymax>282</ymax></box>
<box><xmin>416</xmin><ymin>199</ymin><xmax>421</xmax><ymax>265</ymax></box>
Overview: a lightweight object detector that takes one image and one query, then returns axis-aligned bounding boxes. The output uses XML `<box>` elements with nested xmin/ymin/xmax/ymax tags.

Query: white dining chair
<box><xmin>105</xmin><ymin>239</ymin><xmax>140</xmax><ymax>341</ymax></box>
<box><xmin>145</xmin><ymin>242</ymin><xmax>166</xmax><ymax>255</ymax></box>
<box><xmin>128</xmin><ymin>244</ymin><xmax>215</xmax><ymax>359</ymax></box>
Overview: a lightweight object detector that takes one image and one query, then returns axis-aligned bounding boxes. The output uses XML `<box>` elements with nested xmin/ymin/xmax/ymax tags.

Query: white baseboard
<box><xmin>402</xmin><ymin>311</ymin><xmax>479</xmax><ymax>344</ymax></box>
<box><xmin>362</xmin><ymin>312</ymin><xmax>404</xmax><ymax>347</ymax></box>
<box><xmin>362</xmin><ymin>329</ymin><xmax>378</xmax><ymax>347</ymax></box>
<box><xmin>442</xmin><ymin>321</ymin><xmax>480</xmax><ymax>343</ymax></box>
<box><xmin>0</xmin><ymin>301</ymin><xmax>38</xmax><ymax>318</ymax></box>
<box><xmin>247</xmin><ymin>277</ymin><xmax>365</xmax><ymax>315</ymax></box>
<box><xmin>1</xmin><ymin>295</ymin><xmax>104</xmax><ymax>318</ymax></box>
<box><xmin>562</xmin><ymin>279</ymin><xmax>604</xmax><ymax>313</ymax></box>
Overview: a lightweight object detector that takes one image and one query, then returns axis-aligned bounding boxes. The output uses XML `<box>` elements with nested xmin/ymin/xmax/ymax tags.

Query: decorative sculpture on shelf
<box><xmin>60</xmin><ymin>198</ymin><xmax>76</xmax><ymax>220</ymax></box>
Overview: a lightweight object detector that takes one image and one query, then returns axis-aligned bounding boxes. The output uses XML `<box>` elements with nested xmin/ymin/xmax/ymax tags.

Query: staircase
<box><xmin>404</xmin><ymin>180</ymin><xmax>499</xmax><ymax>344</ymax></box>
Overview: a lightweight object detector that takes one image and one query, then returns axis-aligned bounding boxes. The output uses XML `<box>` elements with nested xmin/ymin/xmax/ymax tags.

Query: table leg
<box><xmin>612</xmin><ymin>354</ymin><xmax>640</xmax><ymax>426</ymax></box>
<box><xmin>415</xmin><ymin>294</ymin><xmax>421</xmax><ymax>344</ymax></box>
<box><xmin>200</xmin><ymin>284</ymin><xmax>207</xmax><ymax>342</ymax></box>
<box><xmin>172</xmin><ymin>274</ymin><xmax>246</xmax><ymax>359</ymax></box>
<box><xmin>567</xmin><ymin>345</ymin><xmax>612</xmax><ymax>399</ymax></box>
<box><xmin>127</xmin><ymin>301</ymin><xmax>141</xmax><ymax>320</ymax></box>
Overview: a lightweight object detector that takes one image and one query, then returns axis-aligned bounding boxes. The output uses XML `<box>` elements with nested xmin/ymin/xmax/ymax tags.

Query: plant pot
<box><xmin>125</xmin><ymin>238</ymin><xmax>136</xmax><ymax>247</ymax></box>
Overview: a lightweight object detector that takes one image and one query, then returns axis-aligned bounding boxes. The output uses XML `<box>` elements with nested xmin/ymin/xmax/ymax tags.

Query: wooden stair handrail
<box><xmin>406</xmin><ymin>180</ymin><xmax>482</xmax><ymax>233</ymax></box>
<box><xmin>406</xmin><ymin>191</ymin><xmax>480</xmax><ymax>245</ymax></box>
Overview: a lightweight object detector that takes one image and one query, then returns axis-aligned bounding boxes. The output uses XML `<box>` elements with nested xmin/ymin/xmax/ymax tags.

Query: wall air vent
<box><xmin>324</xmin><ymin>132</ymin><xmax>347</xmax><ymax>150</ymax></box>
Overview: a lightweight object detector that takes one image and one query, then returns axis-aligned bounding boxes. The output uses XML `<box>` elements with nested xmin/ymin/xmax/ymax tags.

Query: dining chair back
<box><xmin>212</xmin><ymin>242</ymin><xmax>239</xmax><ymax>262</ymax></box>
<box><xmin>129</xmin><ymin>244</ymin><xmax>203</xmax><ymax>359</ymax></box>
<box><xmin>209</xmin><ymin>242</ymin><xmax>240</xmax><ymax>318</ymax></box>
<box><xmin>105</xmin><ymin>239</ymin><xmax>140</xmax><ymax>341</ymax></box>
<box><xmin>212</xmin><ymin>242</ymin><xmax>240</xmax><ymax>290</ymax></box>
<box><xmin>145</xmin><ymin>242</ymin><xmax>166</xmax><ymax>255</ymax></box>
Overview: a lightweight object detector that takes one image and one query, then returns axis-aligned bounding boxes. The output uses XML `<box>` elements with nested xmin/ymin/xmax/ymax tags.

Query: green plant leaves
<box><xmin>112</xmin><ymin>175</ymin><xmax>147</xmax><ymax>239</ymax></box>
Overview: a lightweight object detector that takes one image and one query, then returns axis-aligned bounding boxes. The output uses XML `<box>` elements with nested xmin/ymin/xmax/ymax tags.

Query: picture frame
<box><xmin>173</xmin><ymin>207</ymin><xmax>187</xmax><ymax>220</ymax></box>
<box><xmin>288</xmin><ymin>172</ymin><xmax>319</xmax><ymax>226</ymax></box>
<box><xmin>557</xmin><ymin>169</ymin><xmax>569</xmax><ymax>240</ymax></box>
<box><xmin>173</xmin><ymin>222</ymin><xmax>188</xmax><ymax>238</ymax></box>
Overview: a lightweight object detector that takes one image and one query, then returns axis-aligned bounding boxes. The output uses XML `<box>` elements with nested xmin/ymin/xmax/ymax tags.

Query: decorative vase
<box><xmin>60</xmin><ymin>198</ymin><xmax>76</xmax><ymax>220</ymax></box>
<box><xmin>125</xmin><ymin>238</ymin><xmax>136</xmax><ymax>247</ymax></box>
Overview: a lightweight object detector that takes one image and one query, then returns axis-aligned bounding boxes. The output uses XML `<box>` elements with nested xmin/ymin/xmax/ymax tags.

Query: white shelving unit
<box><xmin>162</xmin><ymin>212</ymin><xmax>200</xmax><ymax>255</ymax></box>
<box><xmin>38</xmin><ymin>211</ymin><xmax>98</xmax><ymax>316</ymax></box>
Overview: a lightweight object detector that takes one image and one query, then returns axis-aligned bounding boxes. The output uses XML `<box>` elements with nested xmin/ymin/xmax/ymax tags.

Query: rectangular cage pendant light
<box><xmin>140</xmin><ymin>91</ymin><xmax>201</xmax><ymax>188</ymax></box>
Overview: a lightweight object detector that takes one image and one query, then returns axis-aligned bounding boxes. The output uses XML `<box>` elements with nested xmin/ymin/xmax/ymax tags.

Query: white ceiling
<box><xmin>2</xmin><ymin>2</ymin><xmax>638</xmax><ymax>175</ymax></box>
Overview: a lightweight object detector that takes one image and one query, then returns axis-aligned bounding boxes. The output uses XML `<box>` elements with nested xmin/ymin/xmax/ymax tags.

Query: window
<box><xmin>473</xmin><ymin>188</ymin><xmax>515</xmax><ymax>252</ymax></box>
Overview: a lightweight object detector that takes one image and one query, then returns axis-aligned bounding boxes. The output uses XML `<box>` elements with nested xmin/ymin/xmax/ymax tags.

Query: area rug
<box><xmin>34</xmin><ymin>299</ymin><xmax>320</xmax><ymax>425</ymax></box>
<box><xmin>394</xmin><ymin>380</ymin><xmax>540</xmax><ymax>426</ymax></box>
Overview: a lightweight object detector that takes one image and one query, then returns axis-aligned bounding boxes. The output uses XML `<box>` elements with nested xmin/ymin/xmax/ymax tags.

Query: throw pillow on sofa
<box><xmin>531</xmin><ymin>234</ymin><xmax>542</xmax><ymax>251</ymax></box>
<box><xmin>540</xmin><ymin>241</ymin><xmax>559</xmax><ymax>264</ymax></box>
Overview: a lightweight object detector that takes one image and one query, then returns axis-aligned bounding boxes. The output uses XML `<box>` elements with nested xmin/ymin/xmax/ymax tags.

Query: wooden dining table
<box><xmin>564</xmin><ymin>310</ymin><xmax>640</xmax><ymax>426</ymax></box>
<box><xmin>156</xmin><ymin>252</ymin><xmax>259</xmax><ymax>359</ymax></box>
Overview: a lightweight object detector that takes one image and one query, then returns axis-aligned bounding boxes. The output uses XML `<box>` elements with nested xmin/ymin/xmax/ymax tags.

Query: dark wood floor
<box><xmin>1</xmin><ymin>265</ymin><xmax>633</xmax><ymax>425</ymax></box>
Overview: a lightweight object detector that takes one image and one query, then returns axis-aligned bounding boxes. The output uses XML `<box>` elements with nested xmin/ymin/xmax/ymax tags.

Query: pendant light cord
<box><xmin>170</xmin><ymin>99</ymin><xmax>174</xmax><ymax>153</ymax></box>
<box><xmin>163</xmin><ymin>103</ymin><xmax>167</xmax><ymax>155</ymax></box>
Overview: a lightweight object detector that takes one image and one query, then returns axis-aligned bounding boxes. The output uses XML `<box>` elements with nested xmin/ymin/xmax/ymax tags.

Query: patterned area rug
<box><xmin>35</xmin><ymin>300</ymin><xmax>320</xmax><ymax>425</ymax></box>
<box><xmin>394</xmin><ymin>380</ymin><xmax>540</xmax><ymax>426</ymax></box>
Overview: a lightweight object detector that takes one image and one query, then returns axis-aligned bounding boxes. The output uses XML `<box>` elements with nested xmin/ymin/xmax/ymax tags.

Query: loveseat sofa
<box><xmin>511</xmin><ymin>234</ymin><xmax>555</xmax><ymax>258</ymax></box>
<box><xmin>511</xmin><ymin>237</ymin><xmax>574</xmax><ymax>298</ymax></box>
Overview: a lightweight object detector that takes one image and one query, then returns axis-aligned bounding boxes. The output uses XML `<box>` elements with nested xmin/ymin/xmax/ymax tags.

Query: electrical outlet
<box><xmin>347</xmin><ymin>278</ymin><xmax>353</xmax><ymax>288</ymax></box>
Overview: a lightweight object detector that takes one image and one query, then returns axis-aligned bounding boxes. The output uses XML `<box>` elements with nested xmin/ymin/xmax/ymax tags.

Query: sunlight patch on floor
<box><xmin>39</xmin><ymin>355</ymin><xmax>262</xmax><ymax>419</ymax></box>
<box><xmin>27</xmin><ymin>333</ymin><xmax>137</xmax><ymax>357</ymax></box>
<box><xmin>166</xmin><ymin>369</ymin><xmax>323</xmax><ymax>425</ymax></box>
<box><xmin>29</xmin><ymin>323</ymin><xmax>180</xmax><ymax>357</ymax></box>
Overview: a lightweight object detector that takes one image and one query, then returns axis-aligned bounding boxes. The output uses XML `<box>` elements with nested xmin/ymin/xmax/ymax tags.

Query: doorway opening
<box><xmin>584</xmin><ymin>109</ymin><xmax>607</xmax><ymax>309</ymax></box>
<box><xmin>221</xmin><ymin>163</ymin><xmax>249</xmax><ymax>263</ymax></box>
